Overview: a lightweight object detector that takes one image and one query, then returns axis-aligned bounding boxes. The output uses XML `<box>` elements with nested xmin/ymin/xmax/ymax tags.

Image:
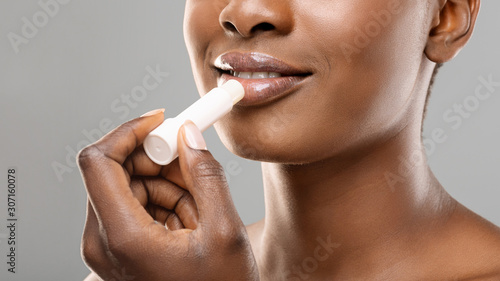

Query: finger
<box><xmin>160</xmin><ymin>158</ymin><xmax>186</xmax><ymax>188</ymax></box>
<box><xmin>130</xmin><ymin>177</ymin><xmax>199</xmax><ymax>229</ymax></box>
<box><xmin>165</xmin><ymin>212</ymin><xmax>185</xmax><ymax>231</ymax></box>
<box><xmin>123</xmin><ymin>144</ymin><xmax>163</xmax><ymax>177</ymax></box>
<box><xmin>146</xmin><ymin>205</ymin><xmax>185</xmax><ymax>231</ymax></box>
<box><xmin>122</xmin><ymin>146</ymin><xmax>186</xmax><ymax>187</ymax></box>
<box><xmin>93</xmin><ymin>108</ymin><xmax>165</xmax><ymax>164</ymax></box>
<box><xmin>176</xmin><ymin>120</ymin><xmax>243</xmax><ymax>232</ymax></box>
<box><xmin>77</xmin><ymin>109</ymin><xmax>165</xmax><ymax>233</ymax></box>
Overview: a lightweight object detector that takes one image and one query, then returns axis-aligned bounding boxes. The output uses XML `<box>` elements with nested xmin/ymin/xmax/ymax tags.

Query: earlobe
<box><xmin>424</xmin><ymin>0</ymin><xmax>480</xmax><ymax>63</ymax></box>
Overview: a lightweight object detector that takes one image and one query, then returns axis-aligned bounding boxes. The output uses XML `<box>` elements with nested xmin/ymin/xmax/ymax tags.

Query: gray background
<box><xmin>0</xmin><ymin>1</ymin><xmax>498</xmax><ymax>280</ymax></box>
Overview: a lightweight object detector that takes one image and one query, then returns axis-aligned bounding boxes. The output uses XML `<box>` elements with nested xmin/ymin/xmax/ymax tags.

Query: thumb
<box><xmin>176</xmin><ymin>120</ymin><xmax>243</xmax><ymax>232</ymax></box>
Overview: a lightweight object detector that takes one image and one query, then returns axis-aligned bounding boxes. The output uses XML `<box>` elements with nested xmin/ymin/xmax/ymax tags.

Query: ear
<box><xmin>425</xmin><ymin>0</ymin><xmax>481</xmax><ymax>63</ymax></box>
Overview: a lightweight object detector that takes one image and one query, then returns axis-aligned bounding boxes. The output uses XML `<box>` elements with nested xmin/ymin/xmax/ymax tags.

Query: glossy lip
<box><xmin>214</xmin><ymin>52</ymin><xmax>312</xmax><ymax>107</ymax></box>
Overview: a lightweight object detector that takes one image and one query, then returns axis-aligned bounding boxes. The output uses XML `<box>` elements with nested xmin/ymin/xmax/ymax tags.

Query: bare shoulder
<box><xmin>422</xmin><ymin>203</ymin><xmax>500</xmax><ymax>280</ymax></box>
<box><xmin>245</xmin><ymin>219</ymin><xmax>264</xmax><ymax>243</ymax></box>
<box><xmin>245</xmin><ymin>219</ymin><xmax>265</xmax><ymax>256</ymax></box>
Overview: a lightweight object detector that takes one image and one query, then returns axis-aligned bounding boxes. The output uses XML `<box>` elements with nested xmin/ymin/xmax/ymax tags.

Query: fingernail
<box><xmin>183</xmin><ymin>120</ymin><xmax>207</xmax><ymax>150</ymax></box>
<box><xmin>141</xmin><ymin>108</ymin><xmax>165</xmax><ymax>117</ymax></box>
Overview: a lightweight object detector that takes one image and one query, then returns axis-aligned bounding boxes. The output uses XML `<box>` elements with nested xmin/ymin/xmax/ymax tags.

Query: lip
<box><xmin>214</xmin><ymin>52</ymin><xmax>311</xmax><ymax>107</ymax></box>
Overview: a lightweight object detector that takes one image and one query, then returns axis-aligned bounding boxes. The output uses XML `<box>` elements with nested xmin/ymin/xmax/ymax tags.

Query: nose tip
<box><xmin>219</xmin><ymin>1</ymin><xmax>294</xmax><ymax>38</ymax></box>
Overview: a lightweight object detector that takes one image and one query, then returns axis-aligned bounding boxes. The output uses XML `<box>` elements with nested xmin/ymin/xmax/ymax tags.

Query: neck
<box><xmin>257</xmin><ymin>111</ymin><xmax>456</xmax><ymax>279</ymax></box>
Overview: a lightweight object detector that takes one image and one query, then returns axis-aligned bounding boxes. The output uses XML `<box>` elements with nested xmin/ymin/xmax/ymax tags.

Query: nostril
<box><xmin>251</xmin><ymin>22</ymin><xmax>275</xmax><ymax>34</ymax></box>
<box><xmin>222</xmin><ymin>20</ymin><xmax>276</xmax><ymax>37</ymax></box>
<box><xmin>222</xmin><ymin>21</ymin><xmax>238</xmax><ymax>33</ymax></box>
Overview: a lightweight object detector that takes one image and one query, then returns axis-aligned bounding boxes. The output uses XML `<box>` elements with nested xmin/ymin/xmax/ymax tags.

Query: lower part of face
<box><xmin>184</xmin><ymin>0</ymin><xmax>431</xmax><ymax>164</ymax></box>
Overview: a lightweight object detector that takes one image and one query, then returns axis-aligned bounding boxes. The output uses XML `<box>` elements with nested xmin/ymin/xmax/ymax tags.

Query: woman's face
<box><xmin>183</xmin><ymin>0</ymin><xmax>432</xmax><ymax>164</ymax></box>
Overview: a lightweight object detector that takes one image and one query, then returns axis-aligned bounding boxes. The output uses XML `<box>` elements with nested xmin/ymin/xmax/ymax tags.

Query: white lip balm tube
<box><xmin>144</xmin><ymin>80</ymin><xmax>245</xmax><ymax>165</ymax></box>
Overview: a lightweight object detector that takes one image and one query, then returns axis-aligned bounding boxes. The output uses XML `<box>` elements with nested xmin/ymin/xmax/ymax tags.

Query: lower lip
<box><xmin>218</xmin><ymin>73</ymin><xmax>308</xmax><ymax>107</ymax></box>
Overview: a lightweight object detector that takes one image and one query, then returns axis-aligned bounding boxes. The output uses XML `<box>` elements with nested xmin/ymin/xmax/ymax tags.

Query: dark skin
<box><xmin>79</xmin><ymin>116</ymin><xmax>259</xmax><ymax>281</ymax></box>
<box><xmin>81</xmin><ymin>0</ymin><xmax>500</xmax><ymax>280</ymax></box>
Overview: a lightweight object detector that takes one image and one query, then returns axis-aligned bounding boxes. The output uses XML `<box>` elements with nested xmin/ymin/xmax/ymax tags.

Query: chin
<box><xmin>214</xmin><ymin>124</ymin><xmax>322</xmax><ymax>165</ymax></box>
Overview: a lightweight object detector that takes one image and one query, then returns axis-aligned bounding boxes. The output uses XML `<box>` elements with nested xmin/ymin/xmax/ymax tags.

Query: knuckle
<box><xmin>77</xmin><ymin>145</ymin><xmax>104</xmax><ymax>169</ymax></box>
<box><xmin>192</xmin><ymin>159</ymin><xmax>227</xmax><ymax>184</ymax></box>
<box><xmin>174</xmin><ymin>191</ymin><xmax>192</xmax><ymax>211</ymax></box>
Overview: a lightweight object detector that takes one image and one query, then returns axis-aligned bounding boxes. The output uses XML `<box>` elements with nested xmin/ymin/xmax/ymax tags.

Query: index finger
<box><xmin>77</xmin><ymin>109</ymin><xmax>165</xmax><ymax>233</ymax></box>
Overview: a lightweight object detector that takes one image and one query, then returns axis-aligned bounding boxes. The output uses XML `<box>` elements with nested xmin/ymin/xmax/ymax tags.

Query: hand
<box><xmin>77</xmin><ymin>109</ymin><xmax>259</xmax><ymax>281</ymax></box>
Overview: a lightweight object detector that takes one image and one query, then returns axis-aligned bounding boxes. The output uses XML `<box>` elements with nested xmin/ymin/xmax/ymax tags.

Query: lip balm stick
<box><xmin>144</xmin><ymin>80</ymin><xmax>245</xmax><ymax>165</ymax></box>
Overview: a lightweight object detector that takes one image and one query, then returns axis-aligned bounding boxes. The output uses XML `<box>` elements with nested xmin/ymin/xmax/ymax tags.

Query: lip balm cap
<box><xmin>221</xmin><ymin>80</ymin><xmax>245</xmax><ymax>105</ymax></box>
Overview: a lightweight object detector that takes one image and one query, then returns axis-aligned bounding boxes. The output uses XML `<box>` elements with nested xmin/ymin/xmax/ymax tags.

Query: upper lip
<box><xmin>214</xmin><ymin>52</ymin><xmax>311</xmax><ymax>76</ymax></box>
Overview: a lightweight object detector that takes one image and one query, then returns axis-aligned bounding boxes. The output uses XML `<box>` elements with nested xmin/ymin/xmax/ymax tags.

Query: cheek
<box><xmin>184</xmin><ymin>1</ymin><xmax>221</xmax><ymax>51</ymax></box>
<box><xmin>184</xmin><ymin>2</ymin><xmax>222</xmax><ymax>90</ymax></box>
<box><xmin>306</xmin><ymin>0</ymin><xmax>428</xmax><ymax>136</ymax></box>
